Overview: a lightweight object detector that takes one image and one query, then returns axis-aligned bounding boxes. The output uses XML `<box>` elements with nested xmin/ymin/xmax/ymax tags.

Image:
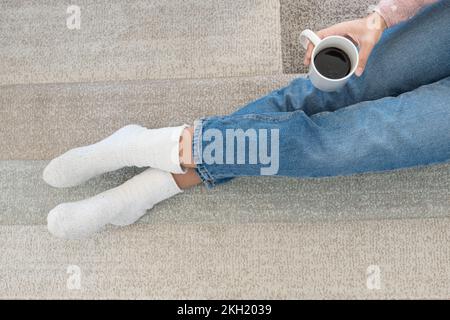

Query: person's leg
<box><xmin>44</xmin><ymin>0</ymin><xmax>450</xmax><ymax>190</ymax></box>
<box><xmin>43</xmin><ymin>1</ymin><xmax>450</xmax><ymax>238</ymax></box>
<box><xmin>43</xmin><ymin>75</ymin><xmax>450</xmax><ymax>238</ymax></box>
<box><xmin>190</xmin><ymin>76</ymin><xmax>450</xmax><ymax>188</ymax></box>
<box><xmin>181</xmin><ymin>0</ymin><xmax>450</xmax><ymax>187</ymax></box>
<box><xmin>228</xmin><ymin>0</ymin><xmax>450</xmax><ymax>118</ymax></box>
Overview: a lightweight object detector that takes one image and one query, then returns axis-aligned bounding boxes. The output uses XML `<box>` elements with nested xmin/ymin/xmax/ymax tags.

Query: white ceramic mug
<box><xmin>300</xmin><ymin>29</ymin><xmax>359</xmax><ymax>92</ymax></box>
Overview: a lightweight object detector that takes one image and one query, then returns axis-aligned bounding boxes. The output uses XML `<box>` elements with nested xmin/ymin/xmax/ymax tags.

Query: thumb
<box><xmin>355</xmin><ymin>41</ymin><xmax>375</xmax><ymax>77</ymax></box>
<box><xmin>303</xmin><ymin>42</ymin><xmax>314</xmax><ymax>66</ymax></box>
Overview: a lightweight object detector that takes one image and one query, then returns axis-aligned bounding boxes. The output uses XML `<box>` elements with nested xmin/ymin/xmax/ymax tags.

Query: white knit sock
<box><xmin>43</xmin><ymin>124</ymin><xmax>187</xmax><ymax>188</ymax></box>
<box><xmin>47</xmin><ymin>169</ymin><xmax>182</xmax><ymax>239</ymax></box>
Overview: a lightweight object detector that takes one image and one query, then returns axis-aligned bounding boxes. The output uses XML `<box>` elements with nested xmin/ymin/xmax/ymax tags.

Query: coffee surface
<box><xmin>314</xmin><ymin>47</ymin><xmax>351</xmax><ymax>79</ymax></box>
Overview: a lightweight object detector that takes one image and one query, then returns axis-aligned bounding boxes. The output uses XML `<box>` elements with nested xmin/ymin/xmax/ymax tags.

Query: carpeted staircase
<box><xmin>1</xmin><ymin>0</ymin><xmax>449</xmax><ymax>299</ymax></box>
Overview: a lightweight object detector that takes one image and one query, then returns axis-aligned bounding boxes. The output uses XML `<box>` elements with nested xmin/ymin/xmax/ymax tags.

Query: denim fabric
<box><xmin>193</xmin><ymin>0</ymin><xmax>450</xmax><ymax>188</ymax></box>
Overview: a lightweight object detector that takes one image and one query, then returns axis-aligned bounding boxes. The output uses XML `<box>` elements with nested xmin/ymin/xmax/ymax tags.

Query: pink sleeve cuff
<box><xmin>375</xmin><ymin>0</ymin><xmax>438</xmax><ymax>27</ymax></box>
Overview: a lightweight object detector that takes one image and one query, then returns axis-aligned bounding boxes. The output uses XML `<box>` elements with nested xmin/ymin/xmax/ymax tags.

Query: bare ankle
<box><xmin>172</xmin><ymin>170</ymin><xmax>201</xmax><ymax>189</ymax></box>
<box><xmin>179</xmin><ymin>126</ymin><xmax>196</xmax><ymax>169</ymax></box>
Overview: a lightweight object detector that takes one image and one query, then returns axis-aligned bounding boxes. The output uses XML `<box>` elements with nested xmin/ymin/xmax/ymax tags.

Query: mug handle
<box><xmin>299</xmin><ymin>29</ymin><xmax>321</xmax><ymax>50</ymax></box>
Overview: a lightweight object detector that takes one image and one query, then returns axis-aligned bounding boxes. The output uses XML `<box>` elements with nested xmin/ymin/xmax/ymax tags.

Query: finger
<box><xmin>303</xmin><ymin>42</ymin><xmax>314</xmax><ymax>65</ymax></box>
<box><xmin>316</xmin><ymin>22</ymin><xmax>350</xmax><ymax>38</ymax></box>
<box><xmin>355</xmin><ymin>41</ymin><xmax>375</xmax><ymax>76</ymax></box>
<box><xmin>317</xmin><ymin>23</ymin><xmax>361</xmax><ymax>47</ymax></box>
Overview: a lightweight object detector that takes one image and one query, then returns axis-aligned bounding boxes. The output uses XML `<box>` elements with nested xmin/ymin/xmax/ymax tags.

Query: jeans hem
<box><xmin>193</xmin><ymin>118</ymin><xmax>216</xmax><ymax>189</ymax></box>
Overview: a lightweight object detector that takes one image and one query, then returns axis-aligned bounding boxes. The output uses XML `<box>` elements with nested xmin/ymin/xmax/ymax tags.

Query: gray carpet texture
<box><xmin>280</xmin><ymin>0</ymin><xmax>375</xmax><ymax>73</ymax></box>
<box><xmin>0</xmin><ymin>75</ymin><xmax>296</xmax><ymax>160</ymax></box>
<box><xmin>1</xmin><ymin>220</ymin><xmax>449</xmax><ymax>299</ymax></box>
<box><xmin>0</xmin><ymin>0</ymin><xmax>282</xmax><ymax>85</ymax></box>
<box><xmin>1</xmin><ymin>160</ymin><xmax>449</xmax><ymax>225</ymax></box>
<box><xmin>1</xmin><ymin>0</ymin><xmax>449</xmax><ymax>299</ymax></box>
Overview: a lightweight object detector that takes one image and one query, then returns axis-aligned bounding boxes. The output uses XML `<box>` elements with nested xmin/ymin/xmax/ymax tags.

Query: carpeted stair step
<box><xmin>1</xmin><ymin>220</ymin><xmax>449</xmax><ymax>299</ymax></box>
<box><xmin>0</xmin><ymin>75</ymin><xmax>295</xmax><ymax>159</ymax></box>
<box><xmin>1</xmin><ymin>74</ymin><xmax>448</xmax><ymax>225</ymax></box>
<box><xmin>0</xmin><ymin>0</ymin><xmax>282</xmax><ymax>85</ymax></box>
<box><xmin>1</xmin><ymin>160</ymin><xmax>449</xmax><ymax>225</ymax></box>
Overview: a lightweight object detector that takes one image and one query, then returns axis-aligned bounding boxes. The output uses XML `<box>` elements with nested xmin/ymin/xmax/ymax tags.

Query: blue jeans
<box><xmin>193</xmin><ymin>0</ymin><xmax>450</xmax><ymax>188</ymax></box>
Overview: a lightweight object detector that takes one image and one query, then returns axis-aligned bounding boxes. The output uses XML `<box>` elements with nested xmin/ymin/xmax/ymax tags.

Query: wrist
<box><xmin>366</xmin><ymin>11</ymin><xmax>387</xmax><ymax>31</ymax></box>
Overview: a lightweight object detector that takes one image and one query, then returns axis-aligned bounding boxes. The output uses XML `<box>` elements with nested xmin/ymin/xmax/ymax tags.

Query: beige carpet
<box><xmin>0</xmin><ymin>75</ymin><xmax>295</xmax><ymax>159</ymax></box>
<box><xmin>0</xmin><ymin>0</ymin><xmax>282</xmax><ymax>85</ymax></box>
<box><xmin>1</xmin><ymin>0</ymin><xmax>449</xmax><ymax>299</ymax></box>
<box><xmin>1</xmin><ymin>219</ymin><xmax>449</xmax><ymax>299</ymax></box>
<box><xmin>1</xmin><ymin>160</ymin><xmax>449</xmax><ymax>225</ymax></box>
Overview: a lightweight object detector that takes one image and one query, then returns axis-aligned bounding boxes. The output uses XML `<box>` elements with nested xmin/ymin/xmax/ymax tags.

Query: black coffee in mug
<box><xmin>314</xmin><ymin>47</ymin><xmax>351</xmax><ymax>79</ymax></box>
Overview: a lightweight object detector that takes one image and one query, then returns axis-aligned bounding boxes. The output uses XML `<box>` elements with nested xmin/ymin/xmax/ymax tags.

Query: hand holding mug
<box><xmin>300</xmin><ymin>29</ymin><xmax>359</xmax><ymax>92</ymax></box>
<box><xmin>304</xmin><ymin>12</ymin><xmax>387</xmax><ymax>77</ymax></box>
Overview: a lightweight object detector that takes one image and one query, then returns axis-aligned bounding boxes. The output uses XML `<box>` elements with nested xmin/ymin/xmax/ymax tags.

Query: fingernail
<box><xmin>355</xmin><ymin>68</ymin><xmax>363</xmax><ymax>76</ymax></box>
